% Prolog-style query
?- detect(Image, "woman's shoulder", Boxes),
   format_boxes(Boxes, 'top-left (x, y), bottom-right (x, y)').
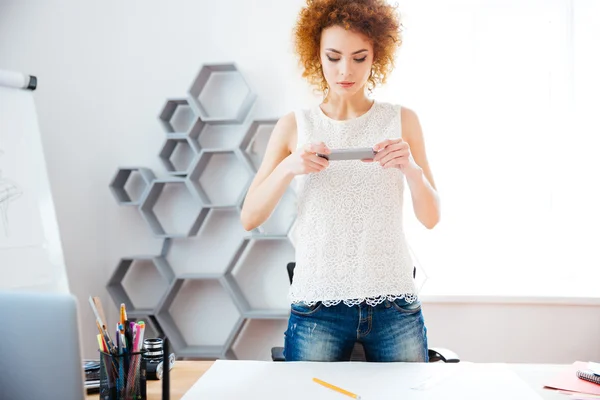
top-left (375, 100), bottom-right (403, 113)
top-left (275, 105), bottom-right (317, 123)
top-left (269, 112), bottom-right (298, 152)
top-left (281, 106), bottom-right (321, 132)
top-left (375, 101), bottom-right (419, 120)
top-left (277, 111), bottom-right (297, 126)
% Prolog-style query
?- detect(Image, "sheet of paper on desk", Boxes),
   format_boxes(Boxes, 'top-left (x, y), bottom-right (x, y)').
top-left (589, 362), bottom-right (600, 375)
top-left (181, 360), bottom-right (543, 400)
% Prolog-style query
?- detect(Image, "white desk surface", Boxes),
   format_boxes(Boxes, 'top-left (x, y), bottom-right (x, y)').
top-left (510, 364), bottom-right (581, 400)
top-left (180, 360), bottom-right (577, 400)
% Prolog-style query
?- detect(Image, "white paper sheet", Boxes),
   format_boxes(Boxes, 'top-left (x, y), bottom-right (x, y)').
top-left (588, 361), bottom-right (600, 376)
top-left (181, 360), bottom-right (543, 400)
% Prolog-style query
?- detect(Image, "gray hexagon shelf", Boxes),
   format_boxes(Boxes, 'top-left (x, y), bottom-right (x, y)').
top-left (159, 134), bottom-right (201, 176)
top-left (240, 119), bottom-right (277, 171)
top-left (139, 178), bottom-right (209, 238)
top-left (155, 275), bottom-right (244, 359)
top-left (163, 206), bottom-right (252, 276)
top-left (109, 167), bottom-right (156, 206)
top-left (109, 62), bottom-right (300, 362)
top-left (159, 98), bottom-right (206, 138)
top-left (186, 149), bottom-right (254, 207)
top-left (187, 64), bottom-right (256, 124)
top-left (106, 256), bottom-right (175, 315)
top-left (223, 235), bottom-right (294, 319)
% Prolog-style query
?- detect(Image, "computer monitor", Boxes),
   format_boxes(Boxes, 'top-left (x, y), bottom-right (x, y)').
top-left (0, 291), bottom-right (85, 399)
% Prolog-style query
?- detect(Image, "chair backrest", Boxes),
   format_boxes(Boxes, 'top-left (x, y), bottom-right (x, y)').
top-left (286, 262), bottom-right (296, 284)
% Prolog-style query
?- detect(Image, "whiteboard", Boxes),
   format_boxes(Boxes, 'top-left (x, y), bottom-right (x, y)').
top-left (0, 80), bottom-right (69, 293)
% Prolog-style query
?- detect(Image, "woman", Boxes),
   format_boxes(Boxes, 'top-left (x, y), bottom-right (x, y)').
top-left (241, 0), bottom-right (440, 362)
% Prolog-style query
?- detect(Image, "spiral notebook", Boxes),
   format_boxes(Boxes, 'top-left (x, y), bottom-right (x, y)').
top-left (577, 370), bottom-right (600, 386)
top-left (544, 361), bottom-right (600, 396)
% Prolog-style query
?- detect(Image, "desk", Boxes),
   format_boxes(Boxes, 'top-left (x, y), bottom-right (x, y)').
top-left (85, 361), bottom-right (572, 400)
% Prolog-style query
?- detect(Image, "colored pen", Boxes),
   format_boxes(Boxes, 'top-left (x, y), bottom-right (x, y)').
top-left (313, 377), bottom-right (361, 399)
top-left (118, 324), bottom-right (127, 352)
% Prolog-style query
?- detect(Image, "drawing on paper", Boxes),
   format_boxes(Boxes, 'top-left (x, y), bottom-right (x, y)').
top-left (0, 149), bottom-right (23, 237)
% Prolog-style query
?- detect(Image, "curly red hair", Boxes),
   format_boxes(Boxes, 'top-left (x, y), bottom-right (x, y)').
top-left (294, 0), bottom-right (402, 93)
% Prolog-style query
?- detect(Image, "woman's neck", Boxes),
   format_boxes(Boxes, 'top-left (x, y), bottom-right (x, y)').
top-left (320, 90), bottom-right (374, 121)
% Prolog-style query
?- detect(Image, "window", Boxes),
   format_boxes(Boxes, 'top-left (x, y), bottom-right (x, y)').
top-left (377, 0), bottom-right (600, 297)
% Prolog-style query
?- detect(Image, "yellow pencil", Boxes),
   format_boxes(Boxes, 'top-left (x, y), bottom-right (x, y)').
top-left (313, 377), bottom-right (361, 399)
top-left (120, 303), bottom-right (127, 329)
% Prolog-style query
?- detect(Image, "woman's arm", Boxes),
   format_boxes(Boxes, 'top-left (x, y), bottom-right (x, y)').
top-left (240, 112), bottom-right (297, 231)
top-left (401, 107), bottom-right (440, 229)
top-left (371, 107), bottom-right (440, 229)
top-left (240, 112), bottom-right (330, 231)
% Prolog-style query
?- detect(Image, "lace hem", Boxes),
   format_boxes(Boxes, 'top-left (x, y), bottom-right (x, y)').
top-left (291, 293), bottom-right (417, 307)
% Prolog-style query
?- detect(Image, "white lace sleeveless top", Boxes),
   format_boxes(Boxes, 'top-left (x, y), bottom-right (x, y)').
top-left (289, 101), bottom-right (418, 307)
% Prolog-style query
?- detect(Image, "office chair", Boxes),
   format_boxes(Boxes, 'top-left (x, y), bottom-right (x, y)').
top-left (271, 262), bottom-right (460, 363)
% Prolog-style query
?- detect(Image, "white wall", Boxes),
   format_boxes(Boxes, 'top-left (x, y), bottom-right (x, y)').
top-left (423, 302), bottom-right (600, 364)
top-left (0, 0), bottom-right (597, 363)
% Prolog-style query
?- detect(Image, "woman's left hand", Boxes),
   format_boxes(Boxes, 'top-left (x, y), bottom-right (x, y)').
top-left (369, 138), bottom-right (421, 176)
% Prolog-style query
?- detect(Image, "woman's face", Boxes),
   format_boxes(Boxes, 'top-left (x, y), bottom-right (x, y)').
top-left (320, 25), bottom-right (374, 98)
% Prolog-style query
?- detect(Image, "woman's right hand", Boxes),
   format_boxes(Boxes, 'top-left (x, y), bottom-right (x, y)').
top-left (282, 142), bottom-right (330, 176)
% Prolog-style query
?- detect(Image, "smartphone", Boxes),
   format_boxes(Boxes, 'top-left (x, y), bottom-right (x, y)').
top-left (317, 147), bottom-right (375, 161)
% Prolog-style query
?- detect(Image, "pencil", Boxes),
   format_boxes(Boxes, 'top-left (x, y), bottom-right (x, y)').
top-left (313, 377), bottom-right (361, 399)
top-left (120, 303), bottom-right (127, 328)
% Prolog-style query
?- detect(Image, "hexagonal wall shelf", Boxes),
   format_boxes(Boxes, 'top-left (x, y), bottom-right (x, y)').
top-left (159, 134), bottom-right (201, 176)
top-left (110, 63), bottom-right (299, 362)
top-left (139, 178), bottom-right (209, 238)
top-left (187, 64), bottom-right (256, 124)
top-left (224, 236), bottom-right (294, 318)
top-left (107, 256), bottom-right (175, 315)
top-left (239, 119), bottom-right (277, 171)
top-left (159, 98), bottom-right (205, 138)
top-left (186, 149), bottom-right (254, 207)
top-left (163, 206), bottom-right (251, 276)
top-left (155, 275), bottom-right (244, 359)
top-left (109, 167), bottom-right (156, 206)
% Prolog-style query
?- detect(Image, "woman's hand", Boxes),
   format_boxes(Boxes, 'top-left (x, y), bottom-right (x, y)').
top-left (370, 138), bottom-right (421, 177)
top-left (282, 142), bottom-right (330, 176)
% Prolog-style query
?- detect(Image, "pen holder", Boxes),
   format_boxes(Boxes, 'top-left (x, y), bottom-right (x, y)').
top-left (99, 350), bottom-right (147, 400)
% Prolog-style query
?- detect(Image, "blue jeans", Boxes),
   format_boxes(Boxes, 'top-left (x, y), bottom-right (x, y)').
top-left (283, 298), bottom-right (428, 362)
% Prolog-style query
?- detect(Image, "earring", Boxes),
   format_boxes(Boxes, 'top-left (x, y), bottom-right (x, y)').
top-left (323, 86), bottom-right (329, 100)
